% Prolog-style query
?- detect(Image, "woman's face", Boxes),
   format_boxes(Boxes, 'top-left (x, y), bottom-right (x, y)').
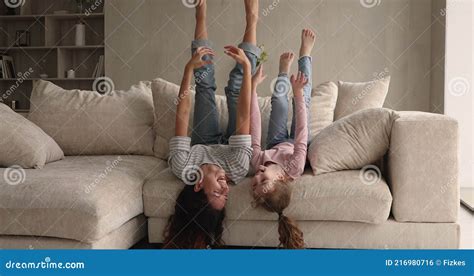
top-left (252, 165), bottom-right (279, 197)
top-left (195, 165), bottom-right (229, 210)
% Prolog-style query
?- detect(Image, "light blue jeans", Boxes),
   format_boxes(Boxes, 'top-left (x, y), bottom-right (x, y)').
top-left (266, 56), bottom-right (312, 149)
top-left (191, 40), bottom-right (261, 146)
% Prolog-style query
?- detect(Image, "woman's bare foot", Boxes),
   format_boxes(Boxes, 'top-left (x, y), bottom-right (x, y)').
top-left (245, 0), bottom-right (259, 23)
top-left (279, 52), bottom-right (295, 75)
top-left (299, 29), bottom-right (316, 57)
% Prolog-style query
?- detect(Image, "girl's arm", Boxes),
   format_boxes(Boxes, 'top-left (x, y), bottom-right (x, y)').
top-left (175, 47), bottom-right (215, 137)
top-left (289, 72), bottom-right (309, 177)
top-left (224, 45), bottom-right (252, 135)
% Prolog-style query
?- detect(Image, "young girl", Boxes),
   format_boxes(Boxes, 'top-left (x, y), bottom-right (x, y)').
top-left (250, 29), bottom-right (316, 249)
top-left (163, 0), bottom-right (261, 249)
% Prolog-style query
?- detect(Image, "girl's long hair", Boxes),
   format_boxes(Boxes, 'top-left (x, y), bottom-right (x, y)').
top-left (255, 180), bottom-right (305, 249)
top-left (163, 185), bottom-right (225, 249)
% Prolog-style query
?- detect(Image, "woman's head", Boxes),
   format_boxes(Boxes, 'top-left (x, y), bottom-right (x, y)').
top-left (253, 178), bottom-right (305, 249)
top-left (163, 185), bottom-right (225, 249)
top-left (196, 164), bottom-right (229, 210)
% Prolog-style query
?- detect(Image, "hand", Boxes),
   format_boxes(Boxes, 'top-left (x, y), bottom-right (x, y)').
top-left (290, 71), bottom-right (308, 97)
top-left (187, 47), bottom-right (215, 70)
top-left (224, 45), bottom-right (250, 67)
top-left (252, 65), bottom-right (267, 87)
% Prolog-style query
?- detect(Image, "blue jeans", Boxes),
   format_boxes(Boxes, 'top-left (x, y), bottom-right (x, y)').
top-left (266, 56), bottom-right (312, 149)
top-left (190, 40), bottom-right (261, 146)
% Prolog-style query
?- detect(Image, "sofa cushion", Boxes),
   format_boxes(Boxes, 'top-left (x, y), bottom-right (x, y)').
top-left (0, 156), bottom-right (167, 242)
top-left (334, 76), bottom-right (390, 120)
top-left (0, 103), bottom-right (64, 169)
top-left (151, 78), bottom-right (338, 160)
top-left (310, 81), bottom-right (338, 140)
top-left (28, 80), bottom-right (155, 156)
top-left (144, 168), bottom-right (392, 224)
top-left (308, 108), bottom-right (398, 175)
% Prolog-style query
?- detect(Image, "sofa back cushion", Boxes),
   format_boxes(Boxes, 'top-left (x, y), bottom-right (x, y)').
top-left (0, 103), bottom-right (64, 168)
top-left (29, 80), bottom-right (155, 156)
top-left (334, 76), bottom-right (390, 120)
top-left (308, 108), bottom-right (398, 175)
top-left (151, 78), bottom-right (338, 160)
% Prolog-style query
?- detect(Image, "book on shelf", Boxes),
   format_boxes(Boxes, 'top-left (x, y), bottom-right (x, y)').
top-left (92, 55), bottom-right (105, 78)
top-left (0, 55), bottom-right (16, 79)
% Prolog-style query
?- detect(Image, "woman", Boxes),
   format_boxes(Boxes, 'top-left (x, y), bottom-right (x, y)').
top-left (250, 29), bottom-right (316, 249)
top-left (163, 0), bottom-right (261, 249)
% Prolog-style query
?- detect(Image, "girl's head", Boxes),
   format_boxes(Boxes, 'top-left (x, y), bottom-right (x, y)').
top-left (163, 185), bottom-right (225, 249)
top-left (252, 167), bottom-right (305, 249)
top-left (252, 164), bottom-right (286, 197)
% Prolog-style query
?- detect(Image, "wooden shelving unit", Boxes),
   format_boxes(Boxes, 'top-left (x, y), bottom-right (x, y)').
top-left (0, 1), bottom-right (105, 110)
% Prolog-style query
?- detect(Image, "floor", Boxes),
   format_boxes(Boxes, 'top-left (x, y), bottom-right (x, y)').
top-left (133, 204), bottom-right (474, 249)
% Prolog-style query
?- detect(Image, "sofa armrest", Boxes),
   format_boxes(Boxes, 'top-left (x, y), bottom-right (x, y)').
top-left (388, 111), bottom-right (459, 223)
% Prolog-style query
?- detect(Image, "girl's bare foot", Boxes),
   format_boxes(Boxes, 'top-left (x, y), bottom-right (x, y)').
top-left (196, 0), bottom-right (206, 20)
top-left (300, 29), bottom-right (316, 57)
top-left (279, 52), bottom-right (295, 75)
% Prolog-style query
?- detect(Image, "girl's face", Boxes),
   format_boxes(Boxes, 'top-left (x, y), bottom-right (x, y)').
top-left (252, 165), bottom-right (283, 197)
top-left (195, 164), bottom-right (229, 210)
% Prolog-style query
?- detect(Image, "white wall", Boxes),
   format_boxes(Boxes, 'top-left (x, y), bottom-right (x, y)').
top-left (445, 0), bottom-right (473, 188)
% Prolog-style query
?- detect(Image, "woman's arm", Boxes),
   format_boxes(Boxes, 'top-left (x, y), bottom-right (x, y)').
top-left (250, 66), bottom-right (266, 156)
top-left (175, 47), bottom-right (215, 137)
top-left (224, 45), bottom-right (252, 135)
top-left (174, 65), bottom-right (194, 137)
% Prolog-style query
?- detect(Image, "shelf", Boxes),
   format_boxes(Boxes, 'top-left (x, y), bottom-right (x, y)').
top-left (0, 78), bottom-right (97, 81)
top-left (0, 13), bottom-right (104, 21)
top-left (0, 45), bottom-right (104, 51)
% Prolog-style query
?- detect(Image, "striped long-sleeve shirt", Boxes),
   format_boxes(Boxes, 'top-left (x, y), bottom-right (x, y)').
top-left (168, 135), bottom-right (252, 185)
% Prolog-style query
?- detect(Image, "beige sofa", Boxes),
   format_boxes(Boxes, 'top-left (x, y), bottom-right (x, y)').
top-left (0, 80), bottom-right (460, 249)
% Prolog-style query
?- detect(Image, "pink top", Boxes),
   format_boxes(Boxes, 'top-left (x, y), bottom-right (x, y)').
top-left (250, 91), bottom-right (308, 180)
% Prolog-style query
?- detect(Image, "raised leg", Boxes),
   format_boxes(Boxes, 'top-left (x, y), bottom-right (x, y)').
top-left (266, 52), bottom-right (295, 149)
top-left (191, 0), bottom-right (221, 146)
top-left (290, 29), bottom-right (315, 141)
top-left (224, 0), bottom-right (262, 143)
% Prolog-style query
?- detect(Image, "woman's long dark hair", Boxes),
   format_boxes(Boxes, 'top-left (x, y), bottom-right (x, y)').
top-left (163, 185), bottom-right (225, 249)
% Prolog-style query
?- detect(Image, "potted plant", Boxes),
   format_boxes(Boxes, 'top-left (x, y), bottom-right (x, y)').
top-left (72, 0), bottom-right (94, 14)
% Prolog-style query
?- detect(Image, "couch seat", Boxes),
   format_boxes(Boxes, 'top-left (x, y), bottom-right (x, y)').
top-left (144, 168), bottom-right (393, 224)
top-left (0, 156), bottom-right (167, 242)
